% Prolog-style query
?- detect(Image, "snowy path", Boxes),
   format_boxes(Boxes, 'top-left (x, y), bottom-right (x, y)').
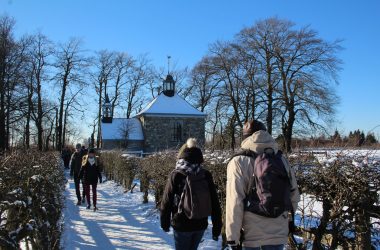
top-left (62, 170), bottom-right (221, 250)
top-left (62, 173), bottom-right (174, 250)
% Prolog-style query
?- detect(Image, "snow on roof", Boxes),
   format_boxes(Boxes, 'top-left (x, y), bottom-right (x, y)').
top-left (137, 93), bottom-right (206, 117)
top-left (101, 118), bottom-right (144, 140)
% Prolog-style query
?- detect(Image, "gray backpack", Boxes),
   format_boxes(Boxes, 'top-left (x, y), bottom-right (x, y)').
top-left (233, 148), bottom-right (292, 218)
top-left (177, 169), bottom-right (212, 219)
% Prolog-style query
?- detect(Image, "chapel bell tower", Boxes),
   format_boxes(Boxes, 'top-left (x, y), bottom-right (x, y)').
top-left (102, 94), bottom-right (113, 123)
top-left (162, 74), bottom-right (175, 97)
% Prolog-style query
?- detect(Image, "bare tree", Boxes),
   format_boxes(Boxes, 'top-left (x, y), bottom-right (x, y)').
top-left (0, 16), bottom-right (17, 151)
top-left (26, 32), bottom-right (54, 150)
top-left (187, 56), bottom-right (222, 112)
top-left (192, 17), bottom-right (342, 152)
top-left (237, 18), bottom-right (286, 134)
top-left (53, 38), bottom-right (89, 151)
top-left (124, 55), bottom-right (154, 118)
top-left (273, 19), bottom-right (342, 152)
top-left (92, 50), bottom-right (115, 148)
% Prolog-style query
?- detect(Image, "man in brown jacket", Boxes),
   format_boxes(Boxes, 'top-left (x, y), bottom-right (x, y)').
top-left (226, 120), bottom-right (300, 250)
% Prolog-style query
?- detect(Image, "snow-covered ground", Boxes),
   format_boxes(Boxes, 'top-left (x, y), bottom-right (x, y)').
top-left (62, 171), bottom-right (221, 250)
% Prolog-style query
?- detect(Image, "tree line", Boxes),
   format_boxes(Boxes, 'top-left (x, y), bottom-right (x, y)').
top-left (186, 17), bottom-right (343, 152)
top-left (0, 14), bottom-right (186, 153)
top-left (0, 15), bottom-right (344, 153)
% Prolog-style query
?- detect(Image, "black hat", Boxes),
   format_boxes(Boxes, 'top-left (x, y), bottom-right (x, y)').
top-left (178, 138), bottom-right (204, 164)
top-left (242, 120), bottom-right (267, 139)
top-left (88, 148), bottom-right (95, 154)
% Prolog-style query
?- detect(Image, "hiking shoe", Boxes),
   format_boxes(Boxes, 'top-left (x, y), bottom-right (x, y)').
top-left (86, 204), bottom-right (91, 209)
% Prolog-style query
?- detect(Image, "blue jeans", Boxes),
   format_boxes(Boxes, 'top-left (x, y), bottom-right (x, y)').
top-left (174, 230), bottom-right (205, 250)
top-left (243, 245), bottom-right (284, 250)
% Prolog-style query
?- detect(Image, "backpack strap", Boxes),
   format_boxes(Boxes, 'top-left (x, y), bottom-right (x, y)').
top-left (279, 152), bottom-right (295, 191)
top-left (230, 149), bottom-right (258, 198)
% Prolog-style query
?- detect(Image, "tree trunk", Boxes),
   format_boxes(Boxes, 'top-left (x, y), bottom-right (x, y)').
top-left (25, 80), bottom-right (34, 149)
top-left (57, 81), bottom-right (67, 151)
top-left (45, 118), bottom-right (54, 151)
top-left (282, 111), bottom-right (295, 154)
top-left (36, 74), bottom-right (43, 151)
top-left (62, 109), bottom-right (67, 148)
top-left (96, 82), bottom-right (103, 149)
top-left (266, 55), bottom-right (273, 135)
top-left (312, 199), bottom-right (332, 250)
top-left (6, 86), bottom-right (10, 149)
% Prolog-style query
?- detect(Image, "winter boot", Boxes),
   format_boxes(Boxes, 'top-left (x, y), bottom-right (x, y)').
top-left (93, 206), bottom-right (98, 212)
top-left (86, 204), bottom-right (91, 209)
top-left (76, 200), bottom-right (81, 206)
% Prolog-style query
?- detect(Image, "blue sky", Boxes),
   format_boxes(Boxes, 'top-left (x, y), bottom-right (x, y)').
top-left (1, 0), bottom-right (380, 137)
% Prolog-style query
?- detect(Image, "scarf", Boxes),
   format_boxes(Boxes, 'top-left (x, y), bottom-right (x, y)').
top-left (175, 159), bottom-right (201, 175)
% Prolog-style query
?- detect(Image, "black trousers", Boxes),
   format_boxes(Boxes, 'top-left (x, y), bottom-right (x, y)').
top-left (74, 176), bottom-right (82, 202)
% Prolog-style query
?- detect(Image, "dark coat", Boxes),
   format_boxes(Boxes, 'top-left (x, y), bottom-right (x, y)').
top-left (79, 159), bottom-right (102, 185)
top-left (70, 151), bottom-right (83, 178)
top-left (160, 168), bottom-right (222, 237)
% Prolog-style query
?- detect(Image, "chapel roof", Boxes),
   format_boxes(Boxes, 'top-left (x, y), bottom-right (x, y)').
top-left (137, 93), bottom-right (206, 117)
top-left (101, 118), bottom-right (144, 140)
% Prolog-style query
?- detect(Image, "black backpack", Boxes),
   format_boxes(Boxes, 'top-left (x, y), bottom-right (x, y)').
top-left (233, 148), bottom-right (292, 218)
top-left (176, 169), bottom-right (212, 219)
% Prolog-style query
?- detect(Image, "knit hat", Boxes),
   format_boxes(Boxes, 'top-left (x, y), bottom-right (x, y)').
top-left (242, 120), bottom-right (267, 140)
top-left (88, 148), bottom-right (95, 154)
top-left (75, 143), bottom-right (82, 149)
top-left (177, 138), bottom-right (204, 164)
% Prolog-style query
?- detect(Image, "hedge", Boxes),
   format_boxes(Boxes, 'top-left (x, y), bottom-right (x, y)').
top-left (0, 150), bottom-right (65, 249)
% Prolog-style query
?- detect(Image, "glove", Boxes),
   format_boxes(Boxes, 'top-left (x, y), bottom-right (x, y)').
top-left (212, 235), bottom-right (218, 241)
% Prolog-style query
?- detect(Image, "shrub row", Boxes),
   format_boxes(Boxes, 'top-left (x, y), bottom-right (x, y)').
top-left (289, 152), bottom-right (380, 249)
top-left (0, 150), bottom-right (65, 250)
top-left (100, 150), bottom-right (380, 248)
top-left (101, 151), bottom-right (138, 191)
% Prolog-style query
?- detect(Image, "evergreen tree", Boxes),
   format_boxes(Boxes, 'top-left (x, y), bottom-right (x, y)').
top-left (365, 132), bottom-right (378, 144)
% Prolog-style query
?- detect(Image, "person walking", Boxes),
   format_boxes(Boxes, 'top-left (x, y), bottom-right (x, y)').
top-left (160, 138), bottom-right (222, 250)
top-left (226, 120), bottom-right (300, 250)
top-left (62, 146), bottom-right (72, 169)
top-left (79, 148), bottom-right (102, 211)
top-left (70, 143), bottom-right (85, 205)
top-left (80, 146), bottom-right (88, 203)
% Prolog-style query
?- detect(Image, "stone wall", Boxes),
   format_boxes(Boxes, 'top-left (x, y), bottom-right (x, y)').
top-left (140, 116), bottom-right (205, 152)
top-left (102, 139), bottom-right (143, 151)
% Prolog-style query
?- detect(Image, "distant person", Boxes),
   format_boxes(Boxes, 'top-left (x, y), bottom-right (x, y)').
top-left (225, 120), bottom-right (300, 250)
top-left (81, 145), bottom-right (88, 155)
top-left (160, 138), bottom-right (222, 250)
top-left (61, 146), bottom-right (72, 169)
top-left (80, 145), bottom-right (88, 202)
top-left (70, 143), bottom-right (85, 205)
top-left (79, 148), bottom-right (102, 211)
